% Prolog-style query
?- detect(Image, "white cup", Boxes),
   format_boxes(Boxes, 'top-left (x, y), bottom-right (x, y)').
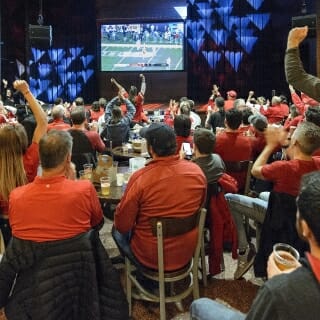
top-left (116, 173), bottom-right (124, 186)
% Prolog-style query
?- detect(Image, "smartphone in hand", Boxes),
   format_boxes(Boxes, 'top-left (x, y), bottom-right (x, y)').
top-left (182, 142), bottom-right (192, 158)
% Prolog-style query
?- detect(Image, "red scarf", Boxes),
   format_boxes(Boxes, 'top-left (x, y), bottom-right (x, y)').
top-left (306, 252), bottom-right (320, 282)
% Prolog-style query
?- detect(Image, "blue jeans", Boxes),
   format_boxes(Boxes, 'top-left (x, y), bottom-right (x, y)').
top-left (111, 226), bottom-right (141, 267)
top-left (224, 193), bottom-right (267, 251)
top-left (190, 298), bottom-right (246, 320)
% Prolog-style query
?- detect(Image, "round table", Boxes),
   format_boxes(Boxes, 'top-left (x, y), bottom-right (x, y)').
top-left (111, 146), bottom-right (150, 159)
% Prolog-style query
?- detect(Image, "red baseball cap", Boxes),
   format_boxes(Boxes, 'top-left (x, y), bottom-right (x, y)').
top-left (227, 90), bottom-right (237, 99)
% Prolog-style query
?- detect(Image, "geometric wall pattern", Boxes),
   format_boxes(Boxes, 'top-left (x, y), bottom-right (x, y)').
top-left (187, 0), bottom-right (270, 72)
top-left (186, 0), bottom-right (271, 100)
top-left (29, 46), bottom-right (95, 102)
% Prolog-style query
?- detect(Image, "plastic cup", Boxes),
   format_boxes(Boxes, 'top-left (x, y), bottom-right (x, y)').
top-left (116, 173), bottom-right (124, 186)
top-left (123, 171), bottom-right (132, 184)
top-left (100, 177), bottom-right (110, 196)
top-left (273, 243), bottom-right (300, 271)
top-left (79, 170), bottom-right (89, 180)
top-left (83, 163), bottom-right (93, 180)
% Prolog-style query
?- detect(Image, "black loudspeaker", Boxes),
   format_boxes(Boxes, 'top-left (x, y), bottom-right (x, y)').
top-left (29, 24), bottom-right (53, 47)
top-left (292, 14), bottom-right (317, 37)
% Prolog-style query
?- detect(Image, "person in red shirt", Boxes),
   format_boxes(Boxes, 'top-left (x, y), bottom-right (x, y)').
top-left (112, 123), bottom-right (206, 271)
top-left (214, 108), bottom-right (254, 192)
top-left (9, 130), bottom-right (103, 242)
top-left (252, 122), bottom-right (320, 196)
top-left (0, 80), bottom-right (47, 245)
top-left (224, 90), bottom-right (237, 111)
top-left (47, 105), bottom-right (71, 132)
top-left (260, 96), bottom-right (285, 124)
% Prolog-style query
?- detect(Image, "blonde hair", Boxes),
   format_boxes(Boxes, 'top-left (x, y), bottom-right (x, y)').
top-left (0, 124), bottom-right (28, 201)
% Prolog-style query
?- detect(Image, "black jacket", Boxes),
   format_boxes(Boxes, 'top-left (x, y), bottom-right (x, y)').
top-left (0, 230), bottom-right (129, 320)
top-left (254, 191), bottom-right (308, 277)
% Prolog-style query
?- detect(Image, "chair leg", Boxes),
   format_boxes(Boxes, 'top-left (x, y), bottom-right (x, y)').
top-left (125, 258), bottom-right (132, 316)
top-left (159, 279), bottom-right (166, 320)
top-left (200, 235), bottom-right (208, 287)
top-left (193, 262), bottom-right (200, 300)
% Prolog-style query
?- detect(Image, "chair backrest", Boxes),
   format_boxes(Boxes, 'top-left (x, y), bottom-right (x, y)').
top-left (150, 208), bottom-right (207, 275)
top-left (224, 160), bottom-right (253, 195)
top-left (100, 122), bottom-right (130, 148)
top-left (68, 129), bottom-right (97, 176)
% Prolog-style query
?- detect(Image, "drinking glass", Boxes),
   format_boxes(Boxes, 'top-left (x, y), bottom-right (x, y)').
top-left (100, 177), bottom-right (111, 196)
top-left (273, 243), bottom-right (300, 271)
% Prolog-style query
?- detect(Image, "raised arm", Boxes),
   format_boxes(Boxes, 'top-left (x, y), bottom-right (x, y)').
top-left (13, 80), bottom-right (47, 143)
top-left (139, 74), bottom-right (146, 95)
top-left (120, 91), bottom-right (135, 122)
top-left (111, 77), bottom-right (126, 93)
top-left (104, 96), bottom-right (119, 121)
top-left (285, 26), bottom-right (320, 102)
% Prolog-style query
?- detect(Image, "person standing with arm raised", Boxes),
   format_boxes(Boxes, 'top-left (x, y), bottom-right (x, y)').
top-left (0, 80), bottom-right (47, 245)
top-left (285, 26), bottom-right (320, 102)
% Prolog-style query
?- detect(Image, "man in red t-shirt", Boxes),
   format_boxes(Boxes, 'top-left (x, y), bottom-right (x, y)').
top-left (252, 121), bottom-right (320, 196)
top-left (214, 108), bottom-right (254, 191)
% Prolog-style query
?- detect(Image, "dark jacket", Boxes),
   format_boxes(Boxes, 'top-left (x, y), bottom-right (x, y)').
top-left (0, 230), bottom-right (129, 320)
top-left (254, 191), bottom-right (308, 277)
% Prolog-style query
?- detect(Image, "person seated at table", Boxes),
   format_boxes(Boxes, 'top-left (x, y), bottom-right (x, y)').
top-left (100, 91), bottom-right (135, 148)
top-left (112, 123), bottom-right (206, 273)
top-left (173, 114), bottom-right (193, 154)
top-left (47, 104), bottom-right (71, 132)
top-left (1, 130), bottom-right (127, 319)
top-left (70, 106), bottom-right (105, 153)
top-left (9, 129), bottom-right (104, 241)
top-left (190, 170), bottom-right (320, 320)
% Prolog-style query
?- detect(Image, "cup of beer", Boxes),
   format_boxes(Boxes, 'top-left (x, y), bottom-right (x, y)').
top-left (83, 163), bottom-right (93, 180)
top-left (100, 176), bottom-right (110, 196)
top-left (273, 243), bottom-right (300, 271)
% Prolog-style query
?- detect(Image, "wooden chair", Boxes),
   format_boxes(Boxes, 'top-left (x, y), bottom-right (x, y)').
top-left (125, 208), bottom-right (207, 320)
top-left (224, 160), bottom-right (253, 195)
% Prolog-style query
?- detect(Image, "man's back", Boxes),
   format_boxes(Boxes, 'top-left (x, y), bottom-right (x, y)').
top-left (114, 155), bottom-right (206, 271)
top-left (261, 157), bottom-right (320, 196)
top-left (9, 176), bottom-right (103, 241)
top-left (215, 131), bottom-right (253, 190)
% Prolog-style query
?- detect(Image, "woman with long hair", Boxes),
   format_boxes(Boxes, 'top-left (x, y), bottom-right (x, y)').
top-left (0, 80), bottom-right (47, 245)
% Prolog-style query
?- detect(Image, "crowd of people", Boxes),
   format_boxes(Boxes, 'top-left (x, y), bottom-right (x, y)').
top-left (0, 26), bottom-right (319, 319)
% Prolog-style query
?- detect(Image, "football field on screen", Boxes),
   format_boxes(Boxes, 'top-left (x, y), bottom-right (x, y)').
top-left (101, 43), bottom-right (183, 71)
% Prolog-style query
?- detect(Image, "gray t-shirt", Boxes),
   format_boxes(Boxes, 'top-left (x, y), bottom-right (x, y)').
top-left (193, 154), bottom-right (226, 184)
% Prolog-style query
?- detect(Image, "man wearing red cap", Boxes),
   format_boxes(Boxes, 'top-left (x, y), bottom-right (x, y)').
top-left (224, 90), bottom-right (237, 111)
